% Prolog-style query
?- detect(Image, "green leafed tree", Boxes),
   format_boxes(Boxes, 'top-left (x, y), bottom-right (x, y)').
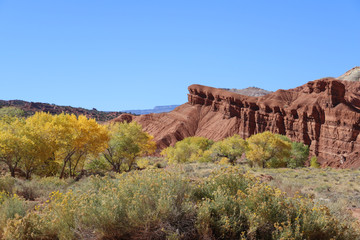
top-left (276, 135), bottom-right (309, 168)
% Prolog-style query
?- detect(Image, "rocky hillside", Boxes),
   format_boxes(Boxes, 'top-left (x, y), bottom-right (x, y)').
top-left (0, 100), bottom-right (123, 122)
top-left (222, 87), bottom-right (272, 97)
top-left (113, 70), bottom-right (360, 168)
top-left (338, 66), bottom-right (360, 82)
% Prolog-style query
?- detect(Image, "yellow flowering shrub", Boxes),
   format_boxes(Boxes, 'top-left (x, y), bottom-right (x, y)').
top-left (3, 168), bottom-right (359, 239)
top-left (4, 170), bottom-right (196, 239)
top-left (195, 168), bottom-right (359, 239)
top-left (0, 192), bottom-right (26, 238)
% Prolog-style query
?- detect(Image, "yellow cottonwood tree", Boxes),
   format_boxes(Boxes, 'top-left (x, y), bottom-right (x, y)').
top-left (246, 131), bottom-right (291, 168)
top-left (21, 112), bottom-right (59, 179)
top-left (207, 134), bottom-right (247, 165)
top-left (0, 118), bottom-right (27, 177)
top-left (103, 122), bottom-right (156, 172)
top-left (0, 112), bottom-right (109, 179)
top-left (161, 136), bottom-right (213, 163)
top-left (54, 114), bottom-right (109, 178)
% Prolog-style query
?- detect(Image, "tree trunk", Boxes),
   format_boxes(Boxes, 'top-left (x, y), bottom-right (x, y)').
top-left (59, 160), bottom-right (67, 179)
top-left (59, 151), bottom-right (75, 179)
top-left (25, 170), bottom-right (31, 180)
top-left (114, 163), bottom-right (121, 173)
top-left (72, 153), bottom-right (84, 178)
top-left (69, 159), bottom-right (72, 178)
top-left (9, 165), bottom-right (15, 178)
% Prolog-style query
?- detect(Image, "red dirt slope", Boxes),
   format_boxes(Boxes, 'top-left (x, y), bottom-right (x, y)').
top-left (113, 78), bottom-right (360, 168)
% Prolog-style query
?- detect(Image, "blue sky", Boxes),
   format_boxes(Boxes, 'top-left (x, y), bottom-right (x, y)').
top-left (0, 1), bottom-right (359, 111)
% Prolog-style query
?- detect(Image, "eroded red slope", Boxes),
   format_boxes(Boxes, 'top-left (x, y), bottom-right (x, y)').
top-left (114, 78), bottom-right (360, 168)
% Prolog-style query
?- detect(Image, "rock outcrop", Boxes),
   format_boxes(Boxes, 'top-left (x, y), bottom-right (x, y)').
top-left (338, 66), bottom-right (360, 82)
top-left (113, 77), bottom-right (360, 168)
top-left (222, 87), bottom-right (272, 97)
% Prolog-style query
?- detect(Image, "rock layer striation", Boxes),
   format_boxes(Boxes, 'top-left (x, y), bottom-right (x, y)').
top-left (114, 78), bottom-right (360, 168)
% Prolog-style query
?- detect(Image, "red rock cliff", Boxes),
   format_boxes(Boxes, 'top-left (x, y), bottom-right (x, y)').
top-left (114, 78), bottom-right (360, 168)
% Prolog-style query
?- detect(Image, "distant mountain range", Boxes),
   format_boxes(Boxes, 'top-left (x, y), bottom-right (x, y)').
top-left (122, 105), bottom-right (181, 115)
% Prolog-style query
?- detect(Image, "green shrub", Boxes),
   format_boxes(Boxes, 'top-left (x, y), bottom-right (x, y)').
top-left (84, 155), bottom-right (111, 173)
top-left (266, 157), bottom-right (288, 168)
top-left (310, 156), bottom-right (320, 168)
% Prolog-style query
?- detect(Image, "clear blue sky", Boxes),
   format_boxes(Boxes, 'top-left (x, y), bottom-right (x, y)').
top-left (0, 1), bottom-right (359, 111)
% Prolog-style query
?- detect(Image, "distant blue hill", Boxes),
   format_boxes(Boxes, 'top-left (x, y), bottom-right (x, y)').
top-left (122, 105), bottom-right (180, 115)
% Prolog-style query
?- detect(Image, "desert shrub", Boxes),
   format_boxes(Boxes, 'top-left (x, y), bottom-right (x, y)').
top-left (195, 168), bottom-right (358, 240)
top-left (162, 136), bottom-right (214, 163)
top-left (0, 192), bottom-right (26, 238)
top-left (136, 157), bottom-right (150, 169)
top-left (3, 168), bottom-right (358, 239)
top-left (310, 156), bottom-right (320, 168)
top-left (266, 156), bottom-right (288, 168)
top-left (0, 176), bottom-right (16, 194)
top-left (84, 155), bottom-right (111, 173)
top-left (4, 170), bottom-right (197, 239)
top-left (218, 157), bottom-right (230, 165)
top-left (14, 177), bottom-right (69, 201)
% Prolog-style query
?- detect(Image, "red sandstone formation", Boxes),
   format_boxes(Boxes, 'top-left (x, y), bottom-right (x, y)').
top-left (112, 77), bottom-right (360, 168)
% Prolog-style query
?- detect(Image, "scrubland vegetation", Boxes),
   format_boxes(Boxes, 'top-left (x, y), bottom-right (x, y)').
top-left (1, 168), bottom-right (359, 239)
top-left (0, 107), bottom-right (359, 239)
